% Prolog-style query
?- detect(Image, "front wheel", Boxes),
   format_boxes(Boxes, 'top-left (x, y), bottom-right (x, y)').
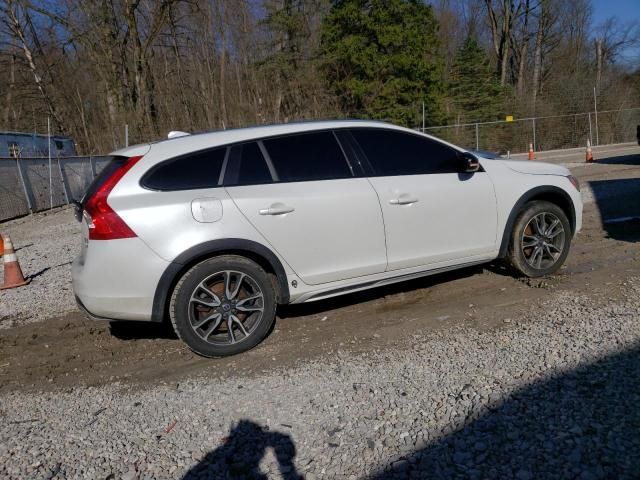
top-left (507, 200), bottom-right (572, 278)
top-left (170, 255), bottom-right (277, 357)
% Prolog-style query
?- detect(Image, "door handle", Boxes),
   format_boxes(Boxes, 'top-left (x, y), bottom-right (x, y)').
top-left (259, 204), bottom-right (295, 215)
top-left (389, 195), bottom-right (419, 205)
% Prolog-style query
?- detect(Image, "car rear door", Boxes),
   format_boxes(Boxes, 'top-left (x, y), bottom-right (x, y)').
top-left (348, 128), bottom-right (498, 271)
top-left (224, 131), bottom-right (387, 285)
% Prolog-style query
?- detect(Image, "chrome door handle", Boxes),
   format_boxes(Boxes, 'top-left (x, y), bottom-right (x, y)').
top-left (389, 195), bottom-right (419, 205)
top-left (259, 204), bottom-right (295, 215)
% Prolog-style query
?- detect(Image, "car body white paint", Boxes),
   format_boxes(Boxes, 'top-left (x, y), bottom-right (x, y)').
top-left (72, 120), bottom-right (583, 320)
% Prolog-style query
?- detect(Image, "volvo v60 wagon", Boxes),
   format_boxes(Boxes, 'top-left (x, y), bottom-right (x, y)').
top-left (72, 121), bottom-right (582, 357)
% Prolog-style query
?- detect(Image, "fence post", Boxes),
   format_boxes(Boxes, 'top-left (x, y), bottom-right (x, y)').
top-left (475, 123), bottom-right (479, 151)
top-left (532, 118), bottom-right (537, 152)
top-left (588, 112), bottom-right (593, 144)
top-left (57, 157), bottom-right (71, 204)
top-left (15, 158), bottom-right (34, 213)
top-left (593, 87), bottom-right (599, 146)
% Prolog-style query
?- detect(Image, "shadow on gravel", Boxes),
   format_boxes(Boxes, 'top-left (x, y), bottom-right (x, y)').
top-left (589, 177), bottom-right (640, 243)
top-left (372, 345), bottom-right (640, 479)
top-left (278, 265), bottom-right (482, 318)
top-left (183, 420), bottom-right (303, 480)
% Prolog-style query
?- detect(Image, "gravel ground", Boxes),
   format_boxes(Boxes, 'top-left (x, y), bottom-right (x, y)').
top-left (0, 207), bottom-right (78, 327)
top-left (1, 279), bottom-right (639, 479)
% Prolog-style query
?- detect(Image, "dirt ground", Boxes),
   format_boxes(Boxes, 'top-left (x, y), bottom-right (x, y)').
top-left (1, 150), bottom-right (639, 393)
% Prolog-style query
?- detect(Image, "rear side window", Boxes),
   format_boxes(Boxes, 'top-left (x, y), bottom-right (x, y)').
top-left (262, 131), bottom-right (352, 182)
top-left (225, 142), bottom-right (273, 186)
top-left (142, 148), bottom-right (226, 191)
top-left (350, 129), bottom-right (460, 176)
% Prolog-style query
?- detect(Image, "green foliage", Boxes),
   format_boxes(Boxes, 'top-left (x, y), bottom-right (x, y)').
top-left (261, 0), bottom-right (308, 70)
top-left (320, 0), bottom-right (445, 127)
top-left (448, 38), bottom-right (507, 122)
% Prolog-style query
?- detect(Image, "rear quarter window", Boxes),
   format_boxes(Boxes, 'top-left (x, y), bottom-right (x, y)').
top-left (225, 142), bottom-right (273, 186)
top-left (142, 148), bottom-right (227, 191)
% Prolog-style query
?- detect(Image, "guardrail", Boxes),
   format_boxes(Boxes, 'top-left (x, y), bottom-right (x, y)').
top-left (0, 156), bottom-right (111, 222)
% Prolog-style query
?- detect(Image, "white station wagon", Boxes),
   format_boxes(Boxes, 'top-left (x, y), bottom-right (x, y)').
top-left (72, 121), bottom-right (582, 356)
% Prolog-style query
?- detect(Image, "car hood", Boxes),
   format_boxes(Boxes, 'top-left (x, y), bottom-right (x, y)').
top-left (488, 159), bottom-right (571, 177)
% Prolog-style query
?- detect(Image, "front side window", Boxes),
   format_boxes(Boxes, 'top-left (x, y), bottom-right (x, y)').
top-left (350, 129), bottom-right (460, 176)
top-left (142, 147), bottom-right (226, 191)
top-left (262, 131), bottom-right (352, 183)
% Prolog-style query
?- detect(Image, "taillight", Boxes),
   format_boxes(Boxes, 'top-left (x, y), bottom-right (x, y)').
top-left (84, 155), bottom-right (143, 240)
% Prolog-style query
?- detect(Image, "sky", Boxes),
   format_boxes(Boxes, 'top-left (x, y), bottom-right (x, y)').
top-left (590, 0), bottom-right (640, 62)
top-left (591, 0), bottom-right (640, 24)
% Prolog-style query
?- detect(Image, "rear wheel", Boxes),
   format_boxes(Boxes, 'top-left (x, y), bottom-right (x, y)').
top-left (507, 200), bottom-right (571, 278)
top-left (170, 255), bottom-right (276, 357)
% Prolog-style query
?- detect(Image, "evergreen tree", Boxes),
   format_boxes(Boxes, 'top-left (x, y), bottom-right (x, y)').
top-left (320, 0), bottom-right (445, 127)
top-left (448, 38), bottom-right (506, 122)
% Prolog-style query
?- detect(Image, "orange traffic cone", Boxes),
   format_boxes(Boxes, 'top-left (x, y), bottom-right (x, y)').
top-left (0, 235), bottom-right (4, 257)
top-left (585, 139), bottom-right (594, 163)
top-left (528, 143), bottom-right (535, 161)
top-left (0, 235), bottom-right (30, 290)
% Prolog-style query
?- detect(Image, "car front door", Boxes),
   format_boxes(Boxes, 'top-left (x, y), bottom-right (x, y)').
top-left (224, 131), bottom-right (387, 285)
top-left (348, 128), bottom-right (498, 271)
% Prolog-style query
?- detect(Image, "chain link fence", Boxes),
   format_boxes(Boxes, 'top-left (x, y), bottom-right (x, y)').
top-left (421, 107), bottom-right (640, 154)
top-left (0, 156), bottom-right (111, 222)
top-left (2, 107), bottom-right (639, 222)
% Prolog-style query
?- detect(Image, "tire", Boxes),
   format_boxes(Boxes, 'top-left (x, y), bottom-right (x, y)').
top-left (170, 255), bottom-right (277, 357)
top-left (507, 200), bottom-right (572, 278)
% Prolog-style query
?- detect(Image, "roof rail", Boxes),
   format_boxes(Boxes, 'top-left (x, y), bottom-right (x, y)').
top-left (167, 131), bottom-right (191, 139)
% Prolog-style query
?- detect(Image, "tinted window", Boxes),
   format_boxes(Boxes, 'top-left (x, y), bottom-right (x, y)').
top-left (226, 142), bottom-right (273, 186)
top-left (143, 148), bottom-right (226, 191)
top-left (262, 131), bottom-right (352, 182)
top-left (350, 129), bottom-right (460, 176)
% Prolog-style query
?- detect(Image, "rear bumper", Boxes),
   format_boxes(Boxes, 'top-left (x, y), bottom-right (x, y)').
top-left (75, 295), bottom-right (116, 321)
top-left (72, 237), bottom-right (170, 321)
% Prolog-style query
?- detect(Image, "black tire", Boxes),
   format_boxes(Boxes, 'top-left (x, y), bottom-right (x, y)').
top-left (507, 200), bottom-right (572, 278)
top-left (170, 255), bottom-right (277, 357)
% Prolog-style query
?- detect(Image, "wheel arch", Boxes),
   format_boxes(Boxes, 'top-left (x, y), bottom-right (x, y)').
top-left (151, 239), bottom-right (290, 323)
top-left (498, 186), bottom-right (576, 258)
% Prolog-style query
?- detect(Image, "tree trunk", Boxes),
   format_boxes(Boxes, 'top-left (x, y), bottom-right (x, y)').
top-left (515, 0), bottom-right (530, 97)
top-left (532, 12), bottom-right (544, 111)
top-left (3, 41), bottom-right (16, 127)
top-left (595, 38), bottom-right (603, 93)
top-left (7, 0), bottom-right (69, 134)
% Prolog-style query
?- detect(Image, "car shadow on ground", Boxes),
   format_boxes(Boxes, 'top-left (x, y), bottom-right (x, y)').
top-left (182, 420), bottom-right (303, 479)
top-left (278, 265), bottom-right (484, 318)
top-left (183, 345), bottom-right (640, 479)
top-left (109, 320), bottom-right (178, 340)
top-left (593, 153), bottom-right (639, 166)
top-left (106, 266), bottom-right (484, 341)
top-left (588, 177), bottom-right (640, 243)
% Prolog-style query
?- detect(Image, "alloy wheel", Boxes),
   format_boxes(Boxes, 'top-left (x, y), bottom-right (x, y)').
top-left (521, 212), bottom-right (565, 270)
top-left (188, 270), bottom-right (265, 345)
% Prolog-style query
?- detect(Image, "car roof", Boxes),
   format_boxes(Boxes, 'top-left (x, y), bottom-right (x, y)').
top-left (158, 120), bottom-right (403, 144)
top-left (111, 120), bottom-right (465, 158)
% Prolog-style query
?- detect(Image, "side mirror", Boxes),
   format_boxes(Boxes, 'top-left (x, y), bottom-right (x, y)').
top-left (460, 152), bottom-right (480, 173)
